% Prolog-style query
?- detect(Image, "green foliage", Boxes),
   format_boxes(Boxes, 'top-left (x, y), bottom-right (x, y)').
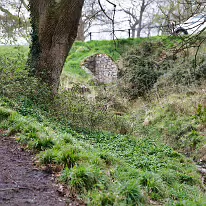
top-left (0, 48), bottom-right (32, 97)
top-left (27, 136), bottom-right (54, 150)
top-left (0, 107), bottom-right (13, 122)
top-left (195, 104), bottom-right (206, 123)
top-left (120, 42), bottom-right (162, 98)
top-left (0, 47), bottom-right (51, 108)
top-left (56, 145), bottom-right (81, 168)
top-left (0, 102), bottom-right (205, 205)
top-left (157, 59), bottom-right (206, 88)
top-left (119, 180), bottom-right (145, 205)
top-left (119, 37), bottom-right (206, 99)
top-left (167, 197), bottom-right (206, 206)
top-left (39, 148), bottom-right (58, 164)
top-left (68, 165), bottom-right (102, 192)
top-left (140, 172), bottom-right (166, 200)
top-left (87, 190), bottom-right (116, 206)
top-left (47, 87), bottom-right (131, 133)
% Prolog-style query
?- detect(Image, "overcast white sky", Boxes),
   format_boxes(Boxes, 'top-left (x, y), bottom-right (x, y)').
top-left (0, 0), bottom-right (160, 44)
top-left (87, 0), bottom-right (160, 40)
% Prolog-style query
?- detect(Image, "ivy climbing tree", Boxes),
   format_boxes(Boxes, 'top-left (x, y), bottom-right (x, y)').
top-left (29, 0), bottom-right (85, 94)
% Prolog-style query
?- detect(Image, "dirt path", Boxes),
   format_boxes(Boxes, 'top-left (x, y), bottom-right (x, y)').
top-left (0, 132), bottom-right (81, 206)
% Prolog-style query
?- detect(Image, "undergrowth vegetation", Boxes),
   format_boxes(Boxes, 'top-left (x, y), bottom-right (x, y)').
top-left (119, 37), bottom-right (206, 99)
top-left (0, 36), bottom-right (206, 205)
top-left (0, 105), bottom-right (205, 205)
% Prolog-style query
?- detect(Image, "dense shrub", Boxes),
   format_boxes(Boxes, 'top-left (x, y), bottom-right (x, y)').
top-left (154, 59), bottom-right (206, 97)
top-left (119, 42), bottom-right (162, 98)
top-left (0, 48), bottom-right (51, 107)
top-left (49, 88), bottom-right (131, 133)
top-left (0, 51), bottom-right (33, 97)
top-left (163, 60), bottom-right (206, 86)
top-left (120, 40), bottom-right (206, 99)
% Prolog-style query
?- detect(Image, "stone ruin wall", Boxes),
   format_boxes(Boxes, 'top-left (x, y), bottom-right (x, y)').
top-left (82, 54), bottom-right (118, 84)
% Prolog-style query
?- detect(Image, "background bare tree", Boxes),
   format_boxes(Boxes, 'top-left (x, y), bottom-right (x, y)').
top-left (77, 0), bottom-right (115, 41)
top-left (0, 0), bottom-right (30, 44)
top-left (119, 0), bottom-right (155, 38)
top-left (76, 0), bottom-right (102, 41)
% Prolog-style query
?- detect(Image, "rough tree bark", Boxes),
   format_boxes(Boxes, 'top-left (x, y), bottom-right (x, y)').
top-left (29, 0), bottom-right (84, 94)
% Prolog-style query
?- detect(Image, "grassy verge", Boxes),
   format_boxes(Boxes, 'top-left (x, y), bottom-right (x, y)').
top-left (0, 99), bottom-right (205, 205)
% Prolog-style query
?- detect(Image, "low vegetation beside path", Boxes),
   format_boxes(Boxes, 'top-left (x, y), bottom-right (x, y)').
top-left (0, 99), bottom-right (205, 205)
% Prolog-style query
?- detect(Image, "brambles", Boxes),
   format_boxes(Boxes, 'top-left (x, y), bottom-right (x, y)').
top-left (119, 38), bottom-right (206, 99)
top-left (120, 43), bottom-right (161, 98)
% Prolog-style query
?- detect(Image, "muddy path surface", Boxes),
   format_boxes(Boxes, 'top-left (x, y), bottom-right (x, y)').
top-left (0, 132), bottom-right (82, 206)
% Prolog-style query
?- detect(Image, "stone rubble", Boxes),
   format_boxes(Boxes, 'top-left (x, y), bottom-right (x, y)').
top-left (82, 54), bottom-right (118, 84)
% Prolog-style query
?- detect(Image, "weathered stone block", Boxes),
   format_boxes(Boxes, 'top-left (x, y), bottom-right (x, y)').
top-left (82, 54), bottom-right (118, 84)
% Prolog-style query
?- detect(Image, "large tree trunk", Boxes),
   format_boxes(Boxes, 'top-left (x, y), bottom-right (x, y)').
top-left (29, 0), bottom-right (84, 94)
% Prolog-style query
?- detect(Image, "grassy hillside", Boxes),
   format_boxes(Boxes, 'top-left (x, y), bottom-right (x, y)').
top-left (63, 36), bottom-right (181, 81)
top-left (0, 36), bottom-right (181, 86)
top-left (0, 36), bottom-right (181, 82)
top-left (0, 36), bottom-right (205, 205)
